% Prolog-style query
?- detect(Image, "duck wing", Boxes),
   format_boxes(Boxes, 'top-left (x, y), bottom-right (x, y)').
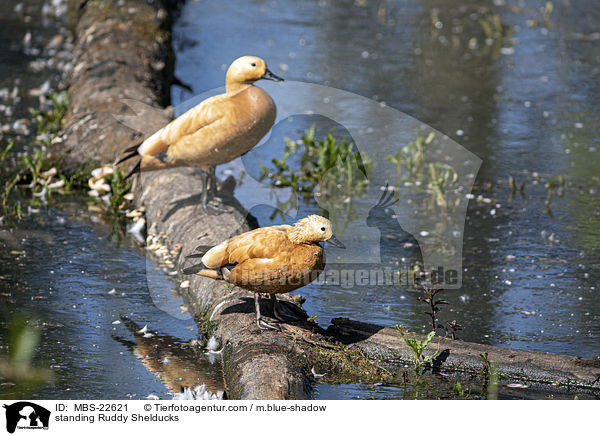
top-left (137, 93), bottom-right (228, 157)
top-left (202, 225), bottom-right (292, 268)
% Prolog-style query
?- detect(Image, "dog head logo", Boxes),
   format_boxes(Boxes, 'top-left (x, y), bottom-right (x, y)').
top-left (3, 402), bottom-right (50, 433)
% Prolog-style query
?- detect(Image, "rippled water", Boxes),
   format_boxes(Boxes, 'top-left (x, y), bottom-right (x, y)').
top-left (172, 0), bottom-right (600, 365)
top-left (0, 200), bottom-right (222, 399)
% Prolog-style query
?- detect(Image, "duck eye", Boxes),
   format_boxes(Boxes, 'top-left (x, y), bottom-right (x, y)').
top-left (320, 227), bottom-right (326, 232)
top-left (251, 63), bottom-right (257, 67)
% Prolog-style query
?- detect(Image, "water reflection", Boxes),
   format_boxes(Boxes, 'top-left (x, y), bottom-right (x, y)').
top-left (114, 317), bottom-right (224, 399)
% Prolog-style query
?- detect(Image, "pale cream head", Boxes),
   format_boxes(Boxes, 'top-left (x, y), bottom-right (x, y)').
top-left (226, 56), bottom-right (268, 85)
top-left (287, 215), bottom-right (344, 248)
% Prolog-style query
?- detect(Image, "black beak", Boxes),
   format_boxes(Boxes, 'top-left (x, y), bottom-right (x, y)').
top-left (261, 68), bottom-right (284, 82)
top-left (327, 234), bottom-right (345, 249)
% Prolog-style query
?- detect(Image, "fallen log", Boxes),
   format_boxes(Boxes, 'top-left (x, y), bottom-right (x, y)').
top-left (58, 0), bottom-right (600, 400)
top-left (328, 318), bottom-right (600, 393)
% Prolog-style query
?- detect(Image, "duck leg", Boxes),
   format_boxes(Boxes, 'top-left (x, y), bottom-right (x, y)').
top-left (254, 293), bottom-right (281, 330)
top-left (200, 170), bottom-right (230, 215)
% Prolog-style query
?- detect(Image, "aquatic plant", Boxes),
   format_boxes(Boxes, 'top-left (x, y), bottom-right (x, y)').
top-left (479, 351), bottom-right (499, 399)
top-left (0, 91), bottom-right (131, 223)
top-left (542, 1), bottom-right (554, 27)
top-left (106, 168), bottom-right (133, 216)
top-left (446, 319), bottom-right (462, 340)
top-left (260, 125), bottom-right (372, 197)
top-left (429, 5), bottom-right (514, 56)
top-left (0, 92), bottom-right (79, 222)
top-left (543, 175), bottom-right (566, 215)
top-left (394, 327), bottom-right (439, 375)
top-left (418, 287), bottom-right (448, 332)
top-left (478, 11), bottom-right (512, 42)
top-left (508, 176), bottom-right (516, 198)
top-left (386, 133), bottom-right (459, 217)
top-left (29, 92), bottom-right (70, 146)
top-left (386, 132), bottom-right (434, 180)
top-left (0, 140), bottom-right (14, 162)
top-left (427, 162), bottom-right (459, 215)
top-left (0, 174), bottom-right (23, 219)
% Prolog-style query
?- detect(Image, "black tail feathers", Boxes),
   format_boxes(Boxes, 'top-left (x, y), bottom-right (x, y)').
top-left (124, 159), bottom-right (141, 180)
top-left (116, 140), bottom-right (143, 180)
top-left (186, 245), bottom-right (213, 259)
top-left (182, 264), bottom-right (204, 275)
top-left (115, 139), bottom-right (143, 165)
top-left (115, 149), bottom-right (138, 166)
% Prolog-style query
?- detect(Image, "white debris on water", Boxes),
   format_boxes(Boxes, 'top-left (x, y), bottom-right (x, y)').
top-left (206, 336), bottom-right (219, 352)
top-left (127, 218), bottom-right (146, 243)
top-left (173, 385), bottom-right (223, 401)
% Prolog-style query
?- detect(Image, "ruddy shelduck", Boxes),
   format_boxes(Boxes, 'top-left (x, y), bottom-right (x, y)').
top-left (183, 215), bottom-right (345, 330)
top-left (116, 55), bottom-right (283, 213)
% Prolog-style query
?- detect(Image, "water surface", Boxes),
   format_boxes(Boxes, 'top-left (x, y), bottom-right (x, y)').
top-left (0, 201), bottom-right (221, 399)
top-left (172, 0), bottom-right (600, 362)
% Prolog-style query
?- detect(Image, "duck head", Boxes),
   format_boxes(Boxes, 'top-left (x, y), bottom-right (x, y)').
top-left (287, 215), bottom-right (345, 248)
top-left (226, 56), bottom-right (283, 90)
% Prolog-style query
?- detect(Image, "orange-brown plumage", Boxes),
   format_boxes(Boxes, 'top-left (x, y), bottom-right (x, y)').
top-left (139, 85), bottom-right (276, 171)
top-left (116, 55), bottom-right (282, 213)
top-left (184, 215), bottom-right (345, 329)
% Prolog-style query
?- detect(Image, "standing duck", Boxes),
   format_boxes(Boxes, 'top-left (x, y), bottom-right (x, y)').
top-left (183, 215), bottom-right (345, 329)
top-left (116, 55), bottom-right (283, 213)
